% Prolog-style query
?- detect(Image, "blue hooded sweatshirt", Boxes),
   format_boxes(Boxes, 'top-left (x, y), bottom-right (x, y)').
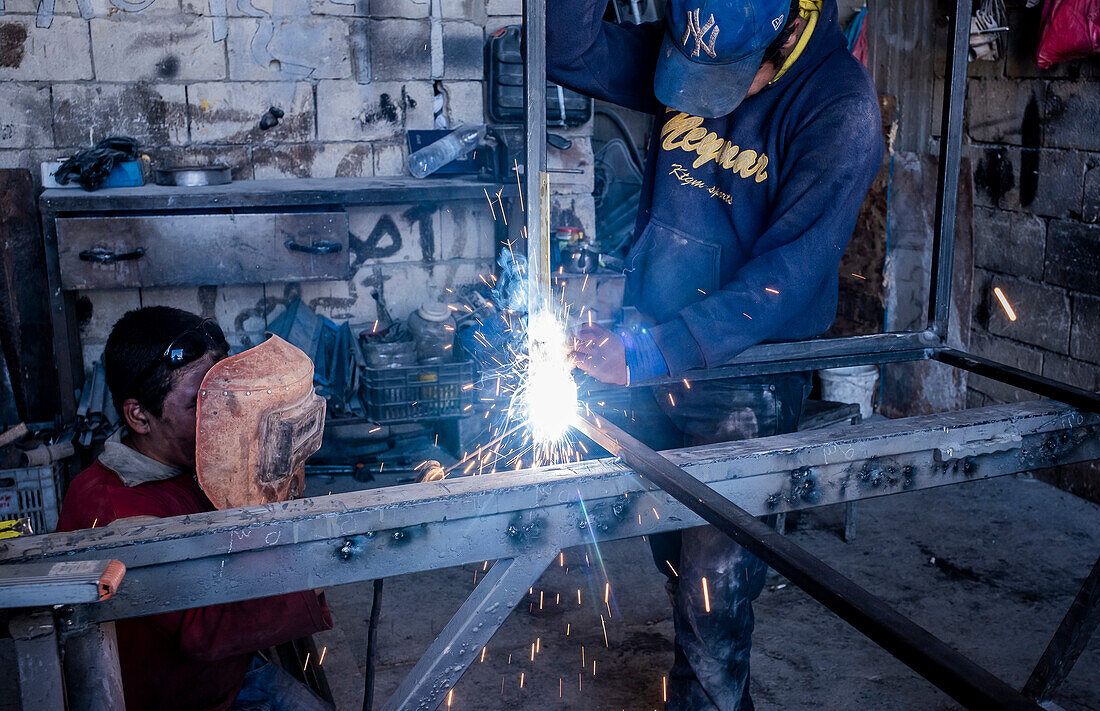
top-left (547, 0), bottom-right (884, 379)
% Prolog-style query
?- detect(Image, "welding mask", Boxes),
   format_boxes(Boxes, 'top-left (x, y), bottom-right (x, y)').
top-left (195, 335), bottom-right (325, 510)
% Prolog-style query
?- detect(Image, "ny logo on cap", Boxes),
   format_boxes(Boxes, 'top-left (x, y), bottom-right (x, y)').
top-left (682, 8), bottom-right (720, 58)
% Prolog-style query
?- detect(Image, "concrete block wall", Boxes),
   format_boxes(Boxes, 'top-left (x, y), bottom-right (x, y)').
top-left (0, 0), bottom-right (595, 366)
top-left (962, 1), bottom-right (1100, 405)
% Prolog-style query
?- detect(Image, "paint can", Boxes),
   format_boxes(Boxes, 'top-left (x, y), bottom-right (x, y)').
top-left (819, 365), bottom-right (879, 420)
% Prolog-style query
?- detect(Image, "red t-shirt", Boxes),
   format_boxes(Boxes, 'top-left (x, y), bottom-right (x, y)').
top-left (57, 460), bottom-right (333, 711)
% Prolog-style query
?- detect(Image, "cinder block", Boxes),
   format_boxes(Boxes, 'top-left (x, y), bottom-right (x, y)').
top-left (443, 21), bottom-right (483, 80)
top-left (182, 0), bottom-right (275, 17)
top-left (1070, 293), bottom-right (1100, 364)
top-left (91, 14), bottom-right (226, 82)
top-left (1083, 162), bottom-right (1099, 224)
top-left (189, 81), bottom-right (314, 144)
top-left (976, 270), bottom-right (1070, 353)
top-left (53, 83), bottom-right (188, 147)
top-left (486, 15), bottom-right (520, 34)
top-left (1044, 219), bottom-right (1100, 295)
top-left (226, 17), bottom-right (352, 80)
top-left (0, 83), bottom-right (51, 149)
top-left (347, 204), bottom-right (441, 265)
top-left (967, 329), bottom-right (1043, 403)
top-left (442, 80), bottom-right (484, 125)
top-left (972, 146), bottom-right (1087, 219)
top-left (487, 0), bottom-right (520, 15)
top-left (0, 17), bottom-right (93, 81)
top-left (1044, 82), bottom-right (1100, 152)
top-left (966, 79), bottom-right (1043, 146)
top-left (442, 0), bottom-right (487, 24)
top-left (370, 19), bottom-right (431, 80)
top-left (439, 202), bottom-right (495, 259)
top-left (252, 143), bottom-right (375, 179)
top-left (972, 207), bottom-right (1045, 280)
top-left (372, 140), bottom-right (407, 175)
top-left (370, 0), bottom-right (431, 18)
top-left (1042, 352), bottom-right (1100, 391)
top-left (309, 0), bottom-right (370, 16)
top-left (316, 80), bottom-right (433, 141)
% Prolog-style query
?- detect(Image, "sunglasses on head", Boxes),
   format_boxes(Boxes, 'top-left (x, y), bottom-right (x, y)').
top-left (141, 319), bottom-right (230, 379)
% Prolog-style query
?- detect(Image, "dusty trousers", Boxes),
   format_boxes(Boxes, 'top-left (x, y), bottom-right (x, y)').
top-left (598, 373), bottom-right (811, 711)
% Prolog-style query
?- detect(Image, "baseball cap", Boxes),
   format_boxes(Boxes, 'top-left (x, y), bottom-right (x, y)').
top-left (655, 0), bottom-right (792, 118)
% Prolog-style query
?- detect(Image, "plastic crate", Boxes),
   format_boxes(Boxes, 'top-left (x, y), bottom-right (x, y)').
top-left (361, 360), bottom-right (476, 423)
top-left (0, 464), bottom-right (62, 535)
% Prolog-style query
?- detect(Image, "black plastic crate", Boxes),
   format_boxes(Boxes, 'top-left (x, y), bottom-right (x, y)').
top-left (361, 360), bottom-right (477, 423)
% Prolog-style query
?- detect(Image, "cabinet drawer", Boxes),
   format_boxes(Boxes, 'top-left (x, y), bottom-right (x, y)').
top-left (56, 212), bottom-right (350, 289)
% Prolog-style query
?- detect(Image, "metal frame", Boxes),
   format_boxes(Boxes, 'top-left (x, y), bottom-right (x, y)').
top-left (8, 0), bottom-right (1099, 708)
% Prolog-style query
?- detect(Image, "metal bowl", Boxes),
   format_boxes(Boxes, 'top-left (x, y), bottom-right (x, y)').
top-left (155, 165), bottom-right (232, 187)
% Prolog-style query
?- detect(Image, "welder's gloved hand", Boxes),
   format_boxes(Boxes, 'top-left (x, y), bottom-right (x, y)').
top-left (570, 324), bottom-right (628, 385)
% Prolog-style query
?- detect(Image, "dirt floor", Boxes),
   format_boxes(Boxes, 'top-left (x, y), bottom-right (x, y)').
top-left (307, 473), bottom-right (1100, 711)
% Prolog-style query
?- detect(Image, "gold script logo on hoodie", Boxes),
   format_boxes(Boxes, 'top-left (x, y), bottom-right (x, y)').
top-left (660, 111), bottom-right (770, 183)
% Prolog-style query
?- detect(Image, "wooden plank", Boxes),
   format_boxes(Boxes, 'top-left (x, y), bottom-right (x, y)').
top-left (57, 212), bottom-right (351, 289)
top-left (0, 169), bottom-right (60, 421)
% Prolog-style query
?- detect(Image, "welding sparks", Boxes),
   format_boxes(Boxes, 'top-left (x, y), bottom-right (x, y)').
top-left (993, 286), bottom-right (1017, 322)
top-left (702, 577), bottom-right (711, 612)
top-left (765, 287), bottom-right (780, 295)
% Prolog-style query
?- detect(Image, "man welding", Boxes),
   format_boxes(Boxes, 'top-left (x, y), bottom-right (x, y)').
top-left (550, 0), bottom-right (883, 708)
top-left (57, 306), bottom-right (333, 711)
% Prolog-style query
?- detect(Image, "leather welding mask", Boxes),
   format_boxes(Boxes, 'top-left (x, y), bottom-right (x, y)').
top-left (195, 335), bottom-right (325, 509)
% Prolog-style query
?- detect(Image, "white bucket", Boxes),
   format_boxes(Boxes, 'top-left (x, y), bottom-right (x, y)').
top-left (819, 365), bottom-right (879, 420)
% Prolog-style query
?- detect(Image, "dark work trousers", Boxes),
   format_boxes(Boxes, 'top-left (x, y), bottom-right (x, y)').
top-left (598, 373), bottom-right (811, 711)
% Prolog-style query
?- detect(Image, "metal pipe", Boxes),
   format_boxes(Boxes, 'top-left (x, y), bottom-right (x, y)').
top-left (934, 348), bottom-right (1100, 414)
top-left (927, 0), bottom-right (972, 337)
top-left (61, 619), bottom-right (126, 711)
top-left (522, 0), bottom-right (548, 306)
top-left (575, 412), bottom-right (1043, 711)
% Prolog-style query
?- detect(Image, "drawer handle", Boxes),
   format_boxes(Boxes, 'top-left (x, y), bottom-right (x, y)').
top-left (79, 248), bottom-right (146, 264)
top-left (285, 240), bottom-right (342, 255)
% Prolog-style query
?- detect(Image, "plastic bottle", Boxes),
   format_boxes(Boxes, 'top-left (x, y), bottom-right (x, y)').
top-left (407, 125), bottom-right (485, 178)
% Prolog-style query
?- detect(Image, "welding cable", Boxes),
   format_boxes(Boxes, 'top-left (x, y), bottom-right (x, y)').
top-left (362, 578), bottom-right (384, 711)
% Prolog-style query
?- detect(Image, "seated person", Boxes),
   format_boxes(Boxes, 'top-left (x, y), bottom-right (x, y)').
top-left (58, 306), bottom-right (333, 711)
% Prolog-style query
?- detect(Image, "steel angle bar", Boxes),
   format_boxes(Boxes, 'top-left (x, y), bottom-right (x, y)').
top-left (575, 412), bottom-right (1042, 711)
top-left (928, 0), bottom-right (972, 337)
top-left (617, 332), bottom-right (935, 389)
top-left (380, 553), bottom-right (555, 711)
top-left (8, 611), bottom-right (66, 711)
top-left (1023, 553), bottom-right (1100, 703)
top-left (1, 401), bottom-right (1096, 624)
top-left (934, 348), bottom-right (1100, 413)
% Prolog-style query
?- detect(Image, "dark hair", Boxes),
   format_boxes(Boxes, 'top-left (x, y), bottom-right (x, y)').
top-left (762, 0), bottom-right (802, 68)
top-left (104, 306), bottom-right (225, 418)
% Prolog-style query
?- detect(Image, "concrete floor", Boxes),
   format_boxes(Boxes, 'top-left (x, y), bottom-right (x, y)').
top-left (308, 474), bottom-right (1100, 711)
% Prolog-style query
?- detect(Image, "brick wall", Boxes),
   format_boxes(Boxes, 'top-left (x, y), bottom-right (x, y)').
top-left (964, 0), bottom-right (1100, 406)
top-left (0, 0), bottom-right (595, 365)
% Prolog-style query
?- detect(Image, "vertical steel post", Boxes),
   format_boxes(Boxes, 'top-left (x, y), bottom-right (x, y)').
top-left (9, 611), bottom-right (66, 711)
top-left (927, 0), bottom-right (972, 338)
top-left (62, 619), bottom-right (126, 711)
top-left (522, 0), bottom-right (549, 308)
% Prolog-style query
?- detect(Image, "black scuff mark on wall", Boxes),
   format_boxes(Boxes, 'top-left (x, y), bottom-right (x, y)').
top-left (1019, 94), bottom-right (1041, 207)
top-left (974, 147), bottom-right (1015, 204)
top-left (0, 24), bottom-right (27, 69)
top-left (197, 286), bottom-right (218, 320)
top-left (403, 204), bottom-right (436, 266)
top-left (351, 215), bottom-right (403, 264)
